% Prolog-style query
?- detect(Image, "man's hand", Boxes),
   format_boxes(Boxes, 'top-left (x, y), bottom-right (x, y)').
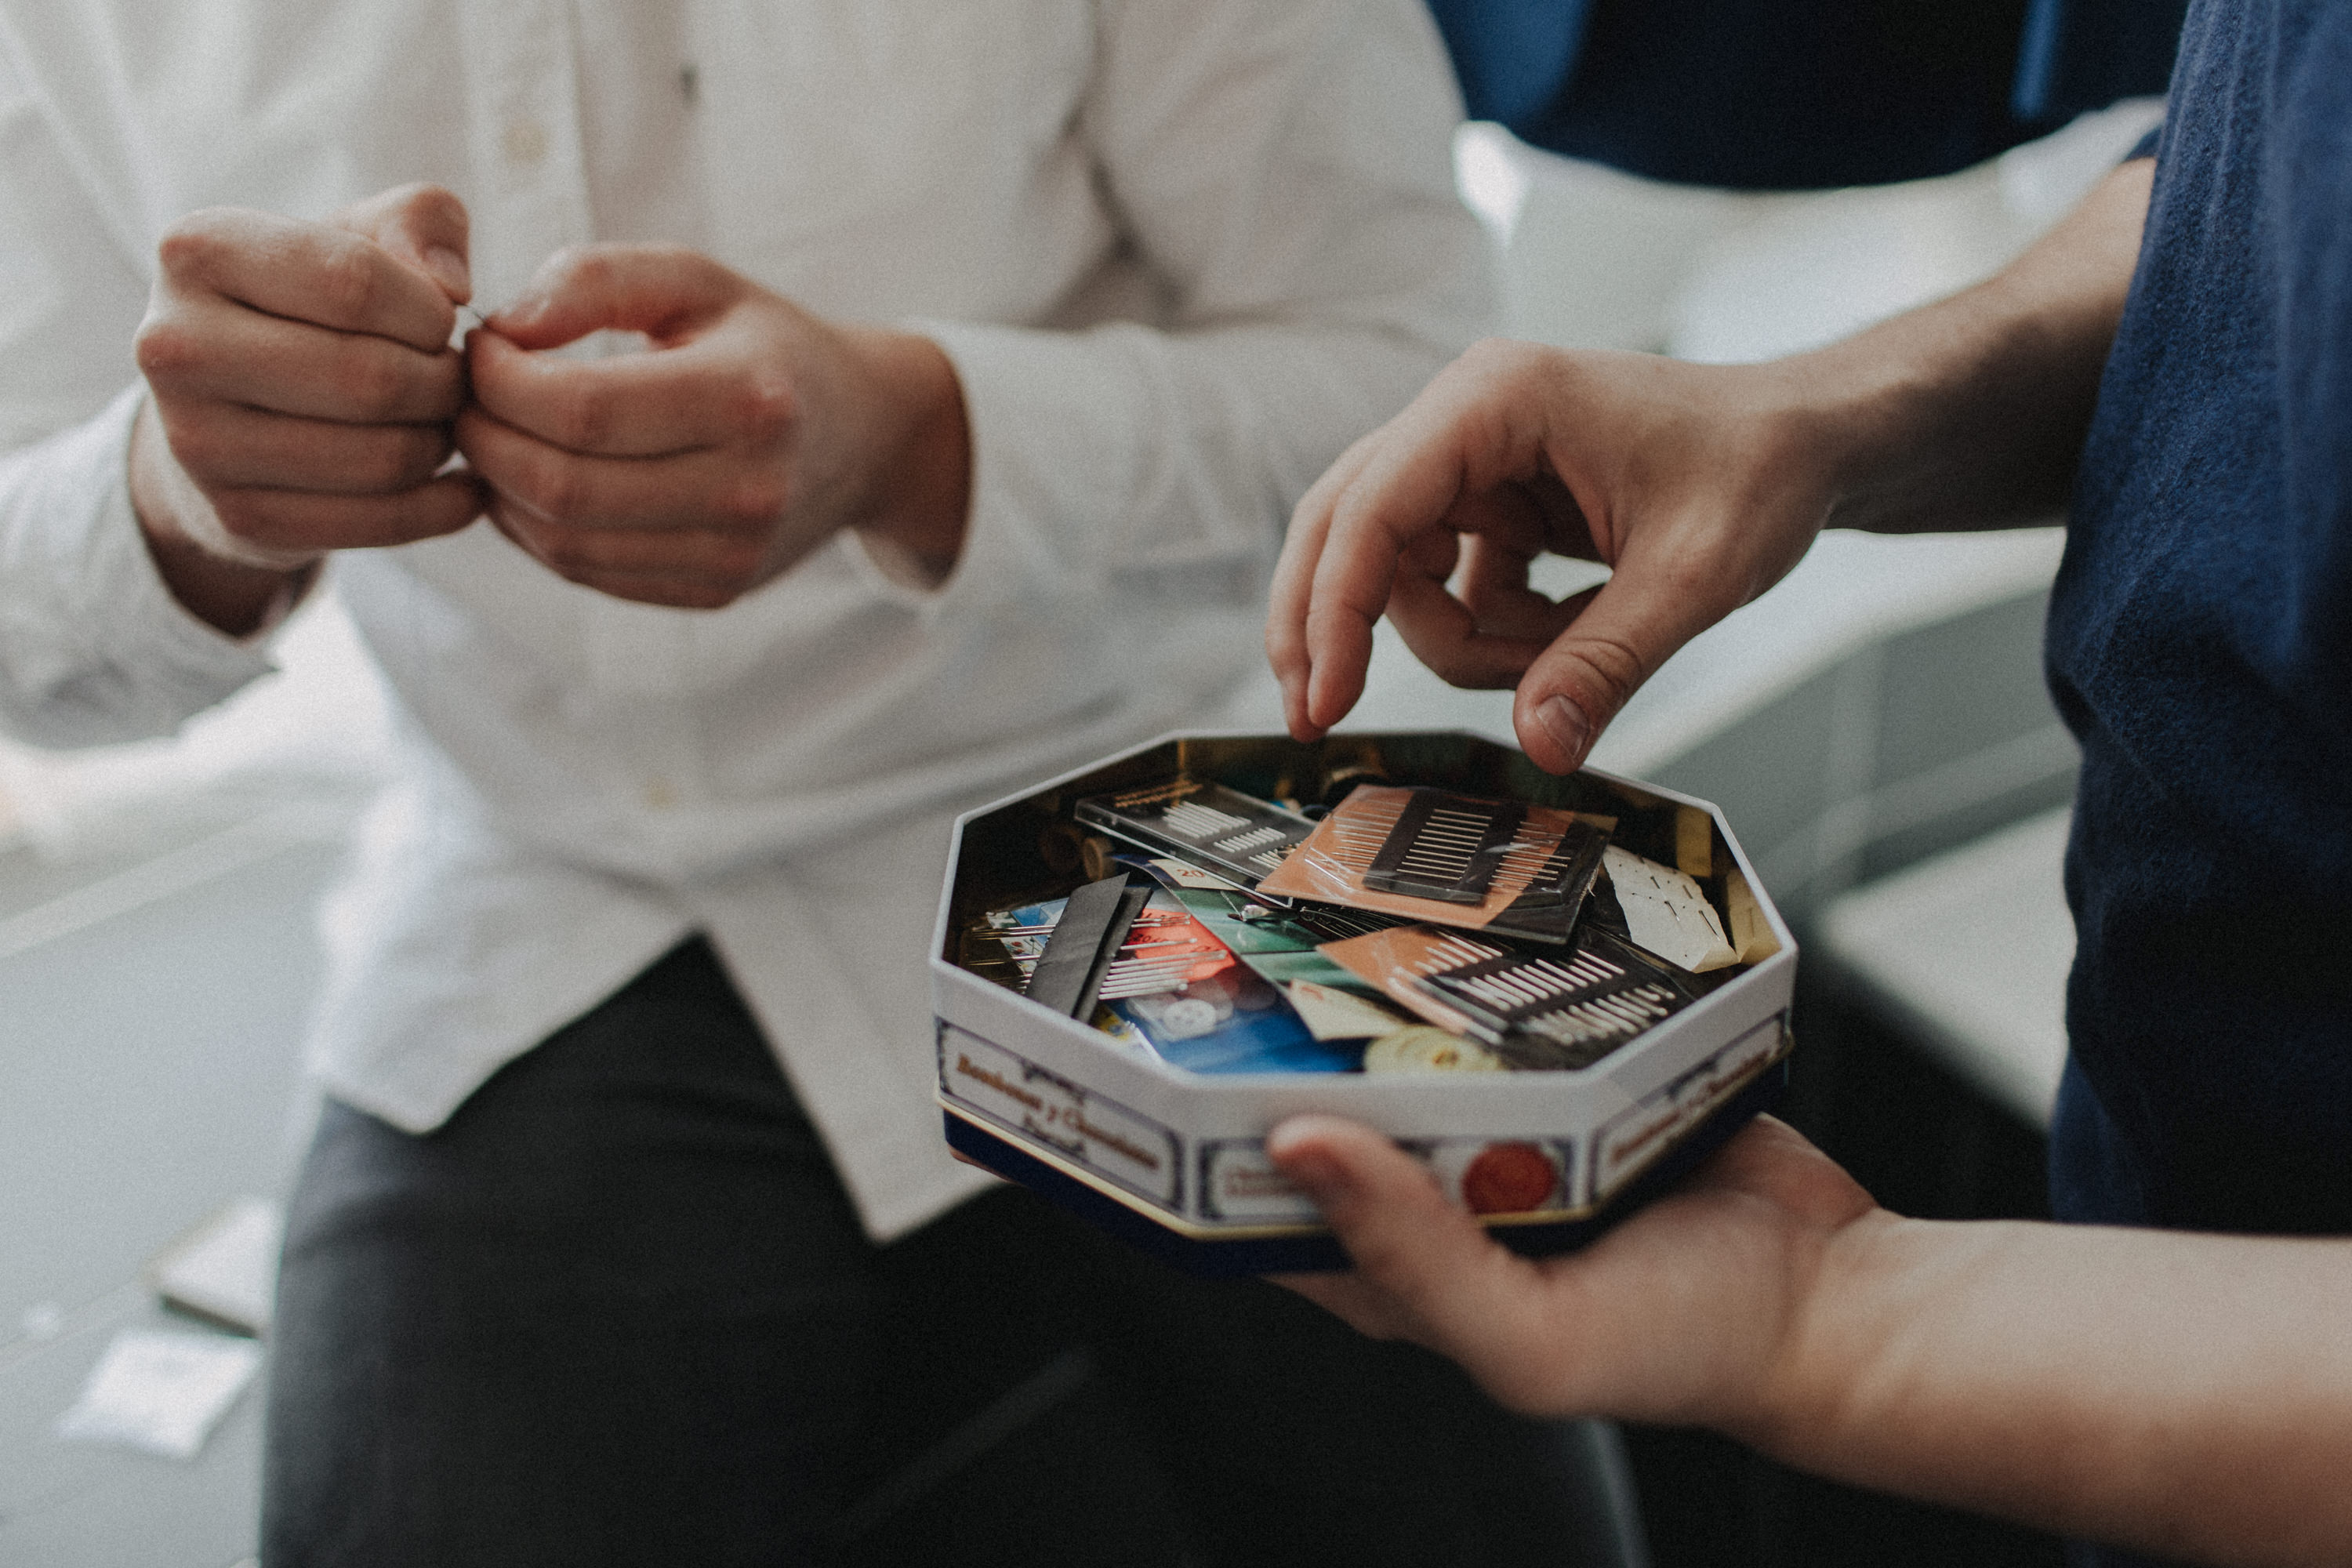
top-left (1266, 344), bottom-right (1830, 774)
top-left (458, 245), bottom-right (971, 610)
top-left (1267, 158), bottom-right (2154, 775)
top-left (132, 183), bottom-right (484, 633)
top-left (1267, 1112), bottom-right (2352, 1567)
top-left (1266, 1112), bottom-right (1875, 1428)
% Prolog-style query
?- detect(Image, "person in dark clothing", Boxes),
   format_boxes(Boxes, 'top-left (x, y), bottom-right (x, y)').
top-left (1259, 1), bottom-right (2351, 1563)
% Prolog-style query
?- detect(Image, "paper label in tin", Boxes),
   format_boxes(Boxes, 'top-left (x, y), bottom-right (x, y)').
top-left (938, 1025), bottom-right (1181, 1208)
top-left (1199, 1135), bottom-right (1577, 1223)
top-left (1198, 1142), bottom-right (1323, 1223)
top-left (1603, 846), bottom-right (1738, 972)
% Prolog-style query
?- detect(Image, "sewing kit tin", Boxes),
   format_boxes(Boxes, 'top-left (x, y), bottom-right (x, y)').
top-left (931, 730), bottom-right (1795, 1276)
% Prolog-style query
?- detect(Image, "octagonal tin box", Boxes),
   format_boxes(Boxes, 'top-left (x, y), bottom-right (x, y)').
top-left (931, 730), bottom-right (1795, 1276)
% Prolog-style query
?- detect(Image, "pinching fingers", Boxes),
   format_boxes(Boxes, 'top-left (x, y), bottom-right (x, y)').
top-left (155, 209), bottom-right (459, 355)
top-left (162, 401), bottom-right (457, 495)
top-left (334, 182), bottom-right (472, 307)
top-left (1298, 463), bottom-right (1430, 733)
top-left (1269, 429), bottom-right (1386, 740)
top-left (1386, 572), bottom-right (1555, 691)
top-left (489, 243), bottom-right (742, 350)
top-left (205, 470), bottom-right (485, 555)
top-left (458, 405), bottom-right (782, 534)
top-left (1296, 351), bottom-right (1557, 730)
top-left (1508, 547), bottom-right (1730, 774)
top-left (140, 300), bottom-right (466, 426)
top-left (466, 328), bottom-right (793, 459)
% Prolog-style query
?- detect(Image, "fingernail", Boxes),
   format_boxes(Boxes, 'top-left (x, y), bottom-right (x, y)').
top-left (424, 245), bottom-right (471, 301)
top-left (1536, 695), bottom-right (1590, 765)
top-left (492, 291), bottom-right (545, 329)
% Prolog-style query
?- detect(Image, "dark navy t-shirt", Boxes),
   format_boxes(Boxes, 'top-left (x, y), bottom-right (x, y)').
top-left (2046, 0), bottom-right (2352, 1238)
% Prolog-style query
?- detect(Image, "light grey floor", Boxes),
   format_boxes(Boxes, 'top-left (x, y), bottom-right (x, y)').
top-left (0, 805), bottom-right (350, 1568)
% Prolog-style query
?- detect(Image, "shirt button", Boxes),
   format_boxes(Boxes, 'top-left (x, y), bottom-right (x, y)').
top-left (503, 118), bottom-right (550, 168)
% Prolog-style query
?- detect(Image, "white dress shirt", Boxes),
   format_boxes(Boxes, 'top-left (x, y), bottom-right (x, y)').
top-left (0, 0), bottom-right (1489, 1240)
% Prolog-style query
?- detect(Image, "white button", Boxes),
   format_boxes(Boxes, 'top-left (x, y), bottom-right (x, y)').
top-left (503, 118), bottom-right (550, 168)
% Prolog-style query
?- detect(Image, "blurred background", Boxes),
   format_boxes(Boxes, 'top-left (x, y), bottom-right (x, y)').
top-left (0, 2), bottom-right (2181, 1563)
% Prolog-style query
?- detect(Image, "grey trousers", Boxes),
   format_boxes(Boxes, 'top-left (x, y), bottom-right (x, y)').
top-left (262, 937), bottom-right (1598, 1567)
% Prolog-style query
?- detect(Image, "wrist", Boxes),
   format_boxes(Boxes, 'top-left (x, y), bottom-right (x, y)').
top-left (844, 328), bottom-right (971, 588)
top-left (1760, 324), bottom-right (1962, 537)
top-left (1719, 1204), bottom-right (1916, 1461)
top-left (1759, 161), bottom-right (2150, 537)
top-left (129, 397), bottom-right (317, 636)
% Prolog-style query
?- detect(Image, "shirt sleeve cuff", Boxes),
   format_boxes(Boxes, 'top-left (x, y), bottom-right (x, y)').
top-left (74, 386), bottom-right (284, 691)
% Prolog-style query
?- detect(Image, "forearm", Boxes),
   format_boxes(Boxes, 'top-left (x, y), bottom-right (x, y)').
top-left (1758, 1212), bottom-right (2352, 1566)
top-left (1778, 156), bottom-right (2154, 535)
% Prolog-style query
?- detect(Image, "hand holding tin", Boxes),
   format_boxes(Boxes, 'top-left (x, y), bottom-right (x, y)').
top-left (1269, 1109), bottom-right (2352, 1567)
top-left (1266, 1112), bottom-right (1867, 1425)
top-left (459, 245), bottom-right (970, 608)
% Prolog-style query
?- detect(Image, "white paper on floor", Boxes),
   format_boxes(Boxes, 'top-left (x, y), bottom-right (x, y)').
top-left (56, 1329), bottom-right (263, 1460)
top-left (150, 1196), bottom-right (282, 1335)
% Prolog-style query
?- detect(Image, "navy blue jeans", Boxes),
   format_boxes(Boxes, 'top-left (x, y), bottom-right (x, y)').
top-left (263, 938), bottom-right (1592, 1566)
